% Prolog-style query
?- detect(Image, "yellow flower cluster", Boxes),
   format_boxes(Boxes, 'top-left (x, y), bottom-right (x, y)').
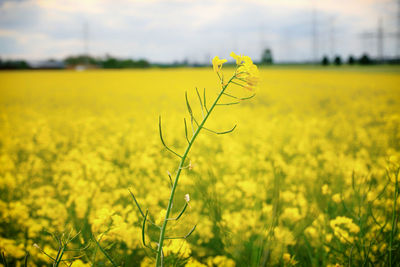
top-left (212, 52), bottom-right (259, 91)
top-left (0, 67), bottom-right (399, 266)
top-left (330, 216), bottom-right (360, 243)
top-left (163, 239), bottom-right (191, 258)
top-left (211, 56), bottom-right (227, 73)
top-left (231, 52), bottom-right (260, 91)
top-left (282, 253), bottom-right (297, 266)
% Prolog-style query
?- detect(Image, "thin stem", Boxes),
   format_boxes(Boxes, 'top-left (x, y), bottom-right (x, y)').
top-left (230, 80), bottom-right (245, 87)
top-left (389, 168), bottom-right (399, 266)
top-left (92, 234), bottom-right (118, 267)
top-left (24, 252), bottom-right (29, 267)
top-left (53, 245), bottom-right (65, 267)
top-left (155, 74), bottom-right (236, 267)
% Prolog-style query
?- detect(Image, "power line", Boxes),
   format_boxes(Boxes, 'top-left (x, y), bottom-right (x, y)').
top-left (359, 18), bottom-right (386, 61)
top-left (311, 6), bottom-right (318, 62)
top-left (83, 21), bottom-right (89, 66)
top-left (377, 18), bottom-right (384, 61)
top-left (329, 16), bottom-right (336, 59)
top-left (397, 0), bottom-right (400, 57)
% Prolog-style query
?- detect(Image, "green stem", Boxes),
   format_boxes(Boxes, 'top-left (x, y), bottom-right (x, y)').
top-left (155, 75), bottom-right (235, 267)
top-left (389, 168), bottom-right (399, 266)
top-left (53, 245), bottom-right (65, 267)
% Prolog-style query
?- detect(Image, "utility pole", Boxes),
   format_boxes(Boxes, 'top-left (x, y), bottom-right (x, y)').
top-left (259, 24), bottom-right (266, 57)
top-left (397, 0), bottom-right (400, 58)
top-left (311, 7), bottom-right (318, 63)
top-left (83, 21), bottom-right (89, 67)
top-left (329, 17), bottom-right (336, 59)
top-left (359, 18), bottom-right (387, 62)
top-left (377, 18), bottom-right (384, 62)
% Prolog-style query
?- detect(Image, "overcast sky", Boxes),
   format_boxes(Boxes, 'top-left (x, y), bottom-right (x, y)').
top-left (0, 0), bottom-right (398, 63)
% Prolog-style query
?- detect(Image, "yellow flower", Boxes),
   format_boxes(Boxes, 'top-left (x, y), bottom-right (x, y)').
top-left (325, 233), bottom-right (333, 242)
top-left (283, 253), bottom-right (298, 265)
top-left (230, 52), bottom-right (243, 65)
top-left (208, 255), bottom-right (236, 267)
top-left (229, 53), bottom-right (260, 91)
top-left (281, 207), bottom-right (302, 222)
top-left (163, 239), bottom-right (191, 258)
top-left (283, 253), bottom-right (291, 262)
top-left (321, 184), bottom-right (330, 195)
top-left (185, 258), bottom-right (207, 267)
top-left (242, 55), bottom-right (253, 65)
top-left (332, 193), bottom-right (341, 203)
top-left (72, 260), bottom-right (91, 267)
top-left (212, 56), bottom-right (227, 73)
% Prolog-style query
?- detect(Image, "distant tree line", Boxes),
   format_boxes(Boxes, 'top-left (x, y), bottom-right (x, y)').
top-left (320, 53), bottom-right (389, 66)
top-left (0, 59), bottom-right (31, 70)
top-left (0, 55), bottom-right (151, 70)
top-left (64, 55), bottom-right (150, 69)
top-left (2, 51), bottom-right (400, 70)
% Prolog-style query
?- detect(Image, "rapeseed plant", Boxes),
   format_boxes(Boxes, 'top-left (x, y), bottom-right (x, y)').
top-left (128, 53), bottom-right (258, 267)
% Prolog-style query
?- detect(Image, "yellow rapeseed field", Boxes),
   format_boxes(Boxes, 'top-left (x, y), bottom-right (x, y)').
top-left (0, 67), bottom-right (399, 266)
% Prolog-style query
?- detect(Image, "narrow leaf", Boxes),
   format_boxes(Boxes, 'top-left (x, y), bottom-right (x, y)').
top-left (128, 189), bottom-right (145, 218)
top-left (183, 118), bottom-right (190, 143)
top-left (203, 88), bottom-right (208, 112)
top-left (92, 234), bottom-right (118, 267)
top-left (158, 116), bottom-right (182, 158)
top-left (216, 101), bottom-right (240, 106)
top-left (185, 224), bottom-right (197, 238)
top-left (167, 172), bottom-right (173, 187)
top-left (185, 92), bottom-right (193, 117)
top-left (24, 252), bottom-right (29, 267)
top-left (167, 202), bottom-right (188, 221)
top-left (142, 210), bottom-right (149, 247)
top-left (203, 124), bottom-right (237, 135)
top-left (195, 87), bottom-right (205, 117)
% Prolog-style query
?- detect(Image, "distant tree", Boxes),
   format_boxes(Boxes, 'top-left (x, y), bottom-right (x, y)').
top-left (334, 56), bottom-right (342, 66)
top-left (347, 55), bottom-right (355, 65)
top-left (103, 57), bottom-right (120, 68)
top-left (101, 56), bottom-right (150, 69)
top-left (0, 59), bottom-right (30, 70)
top-left (321, 56), bottom-right (330, 66)
top-left (136, 59), bottom-right (150, 68)
top-left (64, 54), bottom-right (150, 69)
top-left (261, 48), bottom-right (273, 64)
top-left (64, 55), bottom-right (98, 66)
top-left (359, 53), bottom-right (372, 65)
top-left (120, 59), bottom-right (134, 68)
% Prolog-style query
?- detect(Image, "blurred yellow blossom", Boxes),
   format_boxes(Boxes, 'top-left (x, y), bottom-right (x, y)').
top-left (0, 67), bottom-right (398, 266)
top-left (230, 52), bottom-right (243, 65)
top-left (332, 193), bottom-right (341, 203)
top-left (212, 56), bottom-right (227, 73)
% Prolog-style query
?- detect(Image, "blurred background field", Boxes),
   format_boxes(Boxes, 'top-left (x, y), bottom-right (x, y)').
top-left (0, 67), bottom-right (399, 266)
top-left (1, 0), bottom-right (400, 265)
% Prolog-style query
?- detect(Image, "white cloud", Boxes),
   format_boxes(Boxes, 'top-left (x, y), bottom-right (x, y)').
top-left (0, 0), bottom-right (398, 62)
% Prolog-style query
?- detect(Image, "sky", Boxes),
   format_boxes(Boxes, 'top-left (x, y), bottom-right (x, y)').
top-left (0, 0), bottom-right (398, 63)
